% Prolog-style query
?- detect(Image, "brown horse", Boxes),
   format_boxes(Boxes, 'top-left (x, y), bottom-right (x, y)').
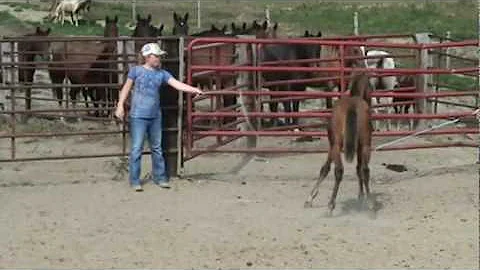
top-left (171, 12), bottom-right (238, 124)
top-left (49, 15), bottom-right (119, 118)
top-left (132, 13), bottom-right (164, 53)
top-left (16, 26), bottom-right (52, 113)
top-left (304, 71), bottom-right (374, 216)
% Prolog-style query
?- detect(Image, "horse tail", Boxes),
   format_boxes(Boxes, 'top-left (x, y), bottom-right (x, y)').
top-left (344, 103), bottom-right (358, 163)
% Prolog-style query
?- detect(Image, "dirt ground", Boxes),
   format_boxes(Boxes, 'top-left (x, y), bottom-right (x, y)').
top-left (0, 5), bottom-right (478, 267)
top-left (0, 119), bottom-right (478, 268)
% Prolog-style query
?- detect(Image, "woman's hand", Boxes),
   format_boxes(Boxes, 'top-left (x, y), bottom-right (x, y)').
top-left (115, 105), bottom-right (124, 119)
top-left (193, 87), bottom-right (204, 95)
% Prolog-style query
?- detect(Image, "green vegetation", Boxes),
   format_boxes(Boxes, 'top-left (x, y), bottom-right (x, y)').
top-left (0, 10), bottom-right (24, 26)
top-left (270, 1), bottom-right (476, 39)
top-left (0, 0), bottom-right (476, 39)
top-left (436, 74), bottom-right (477, 91)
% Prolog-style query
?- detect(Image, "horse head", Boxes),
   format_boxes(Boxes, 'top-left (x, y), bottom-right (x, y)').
top-left (345, 45), bottom-right (367, 68)
top-left (20, 26), bottom-right (52, 61)
top-left (172, 12), bottom-right (189, 36)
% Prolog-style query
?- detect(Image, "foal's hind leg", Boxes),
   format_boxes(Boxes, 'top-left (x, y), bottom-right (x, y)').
top-left (327, 145), bottom-right (344, 215)
top-left (356, 144), bottom-right (365, 203)
top-left (361, 144), bottom-right (374, 212)
top-left (304, 152), bottom-right (332, 208)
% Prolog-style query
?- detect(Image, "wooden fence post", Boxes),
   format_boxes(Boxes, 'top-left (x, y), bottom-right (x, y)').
top-left (414, 33), bottom-right (434, 129)
top-left (235, 35), bottom-right (257, 149)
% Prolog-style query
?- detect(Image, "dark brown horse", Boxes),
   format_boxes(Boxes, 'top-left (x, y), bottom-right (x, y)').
top-left (171, 12), bottom-right (238, 123)
top-left (231, 22), bottom-right (256, 35)
top-left (304, 71), bottom-right (374, 216)
top-left (49, 15), bottom-right (119, 118)
top-left (17, 26), bottom-right (52, 112)
top-left (132, 13), bottom-right (164, 53)
top-left (254, 21), bottom-right (322, 126)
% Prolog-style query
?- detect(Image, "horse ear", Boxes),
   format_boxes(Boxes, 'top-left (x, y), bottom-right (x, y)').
top-left (105, 16), bottom-right (110, 22)
top-left (159, 24), bottom-right (164, 31)
top-left (304, 30), bottom-right (309, 37)
top-left (231, 22), bottom-right (236, 30)
top-left (242, 22), bottom-right (247, 30)
top-left (147, 14), bottom-right (152, 23)
top-left (173, 12), bottom-right (178, 22)
top-left (114, 15), bottom-right (118, 23)
top-left (317, 31), bottom-right (322, 37)
top-left (273, 22), bottom-right (278, 31)
top-left (46, 28), bottom-right (51, 35)
top-left (36, 26), bottom-right (41, 33)
top-left (184, 12), bottom-right (189, 21)
top-left (210, 24), bottom-right (216, 30)
top-left (222, 25), bottom-right (227, 32)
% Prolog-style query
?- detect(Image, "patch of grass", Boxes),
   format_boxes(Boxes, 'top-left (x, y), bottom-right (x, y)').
top-left (436, 74), bottom-right (477, 91)
top-left (1, 1), bottom-right (476, 39)
top-left (269, 1), bottom-right (476, 39)
top-left (0, 10), bottom-right (23, 26)
top-left (7, 2), bottom-right (40, 10)
top-left (40, 20), bottom-right (106, 36)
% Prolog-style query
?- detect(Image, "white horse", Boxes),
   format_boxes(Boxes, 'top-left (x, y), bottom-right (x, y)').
top-left (54, 0), bottom-right (91, 27)
top-left (360, 47), bottom-right (399, 130)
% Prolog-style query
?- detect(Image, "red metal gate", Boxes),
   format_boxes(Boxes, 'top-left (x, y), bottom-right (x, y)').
top-left (184, 36), bottom-right (478, 160)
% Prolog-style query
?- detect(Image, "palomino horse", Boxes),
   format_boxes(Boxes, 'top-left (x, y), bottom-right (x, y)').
top-left (253, 21), bottom-right (322, 126)
top-left (304, 71), bottom-right (374, 216)
top-left (53, 0), bottom-right (92, 27)
top-left (16, 26), bottom-right (52, 114)
top-left (49, 15), bottom-right (119, 119)
top-left (361, 48), bottom-right (399, 130)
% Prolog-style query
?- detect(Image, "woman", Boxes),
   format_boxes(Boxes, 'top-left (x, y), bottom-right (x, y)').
top-left (115, 43), bottom-right (203, 192)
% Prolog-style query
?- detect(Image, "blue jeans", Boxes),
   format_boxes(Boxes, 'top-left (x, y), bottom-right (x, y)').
top-left (129, 116), bottom-right (168, 186)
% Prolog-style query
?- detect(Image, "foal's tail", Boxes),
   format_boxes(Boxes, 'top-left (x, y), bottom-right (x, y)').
top-left (344, 103), bottom-right (358, 163)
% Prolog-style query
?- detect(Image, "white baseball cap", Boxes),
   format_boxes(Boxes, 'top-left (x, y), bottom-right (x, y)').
top-left (141, 43), bottom-right (167, 57)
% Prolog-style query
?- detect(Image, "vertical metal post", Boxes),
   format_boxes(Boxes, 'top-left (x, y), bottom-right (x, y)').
top-left (9, 41), bottom-right (16, 160)
top-left (214, 45), bottom-right (222, 144)
top-left (196, 0), bottom-right (201, 29)
top-left (477, 3), bottom-right (480, 166)
top-left (445, 31), bottom-right (451, 69)
top-left (63, 41), bottom-right (69, 118)
top-left (265, 7), bottom-right (271, 27)
top-left (339, 44), bottom-right (345, 92)
top-left (121, 39), bottom-right (128, 156)
top-left (132, 0), bottom-right (137, 25)
top-left (177, 36), bottom-right (185, 176)
top-left (353, 12), bottom-right (359, 35)
top-left (186, 39), bottom-right (193, 159)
